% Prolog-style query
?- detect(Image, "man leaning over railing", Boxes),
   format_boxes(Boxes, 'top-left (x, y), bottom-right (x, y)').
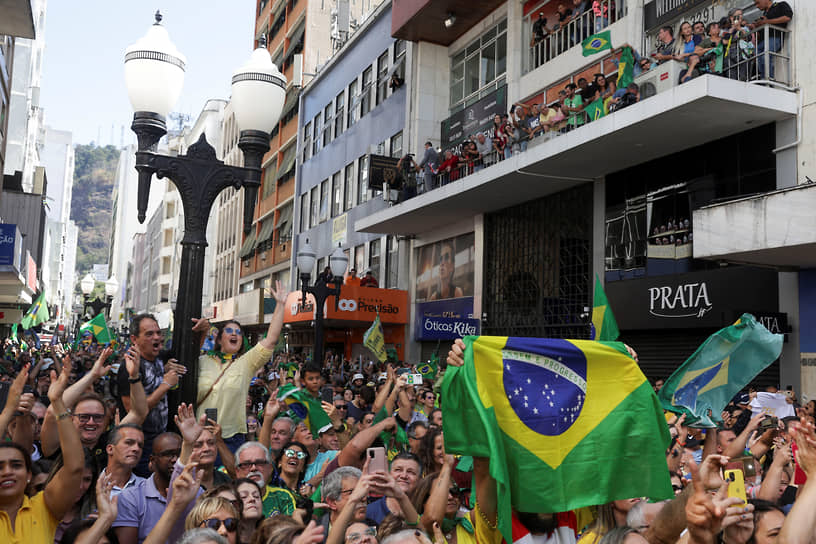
top-left (748, 0), bottom-right (792, 81)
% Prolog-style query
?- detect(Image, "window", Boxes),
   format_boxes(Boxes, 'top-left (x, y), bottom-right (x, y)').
top-left (331, 171), bottom-right (343, 217)
top-left (390, 131), bottom-right (403, 158)
top-left (369, 238), bottom-right (381, 279)
top-left (354, 244), bottom-right (365, 275)
top-left (394, 40), bottom-right (406, 62)
top-left (310, 186), bottom-right (319, 227)
top-left (262, 159), bottom-right (277, 199)
top-left (376, 51), bottom-right (389, 105)
top-left (313, 112), bottom-right (322, 155)
top-left (357, 156), bottom-right (368, 205)
top-left (319, 179), bottom-right (329, 223)
top-left (361, 66), bottom-right (373, 116)
top-left (385, 235), bottom-right (399, 288)
top-left (303, 121), bottom-right (312, 162)
top-left (322, 104), bottom-right (332, 147)
top-left (449, 20), bottom-right (507, 111)
top-left (301, 193), bottom-right (310, 232)
top-left (344, 162), bottom-right (355, 211)
top-left (347, 80), bottom-right (358, 127)
top-left (334, 91), bottom-right (345, 137)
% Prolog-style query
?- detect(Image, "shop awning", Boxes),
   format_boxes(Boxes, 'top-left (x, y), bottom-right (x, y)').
top-left (271, 1), bottom-right (285, 26)
top-left (238, 230), bottom-right (257, 259)
top-left (257, 219), bottom-right (275, 247)
top-left (275, 205), bottom-right (293, 240)
top-left (276, 144), bottom-right (297, 181)
top-left (288, 23), bottom-right (305, 49)
top-left (281, 89), bottom-right (300, 119)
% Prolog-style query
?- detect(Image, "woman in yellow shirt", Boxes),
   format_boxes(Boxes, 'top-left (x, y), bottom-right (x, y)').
top-left (195, 281), bottom-right (288, 452)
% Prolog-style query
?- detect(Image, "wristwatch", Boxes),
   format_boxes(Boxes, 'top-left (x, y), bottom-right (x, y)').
top-left (128, 374), bottom-right (142, 384)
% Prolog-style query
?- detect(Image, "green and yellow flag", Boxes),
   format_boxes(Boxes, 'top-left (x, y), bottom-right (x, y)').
top-left (443, 336), bottom-right (672, 542)
top-left (616, 46), bottom-right (635, 89)
top-left (591, 275), bottom-right (619, 341)
top-left (79, 313), bottom-right (112, 344)
top-left (278, 384), bottom-right (332, 438)
top-left (658, 314), bottom-right (783, 427)
top-left (584, 98), bottom-right (606, 121)
top-left (21, 292), bottom-right (49, 329)
top-left (581, 30), bottom-right (612, 56)
top-left (363, 313), bottom-right (387, 363)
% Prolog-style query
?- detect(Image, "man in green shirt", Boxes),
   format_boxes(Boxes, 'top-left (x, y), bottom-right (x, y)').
top-left (563, 83), bottom-right (584, 130)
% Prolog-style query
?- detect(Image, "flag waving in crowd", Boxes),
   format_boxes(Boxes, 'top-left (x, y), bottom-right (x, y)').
top-left (443, 336), bottom-right (672, 542)
top-left (20, 292), bottom-right (49, 329)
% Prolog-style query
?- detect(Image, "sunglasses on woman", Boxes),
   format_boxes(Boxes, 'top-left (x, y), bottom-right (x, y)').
top-left (284, 448), bottom-right (307, 459)
top-left (201, 518), bottom-right (238, 532)
top-left (223, 326), bottom-right (242, 336)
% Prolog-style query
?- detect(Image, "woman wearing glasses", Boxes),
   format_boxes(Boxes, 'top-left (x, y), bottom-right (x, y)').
top-left (428, 241), bottom-right (463, 301)
top-left (194, 281), bottom-right (289, 453)
top-left (186, 496), bottom-right (240, 544)
top-left (273, 441), bottom-right (311, 498)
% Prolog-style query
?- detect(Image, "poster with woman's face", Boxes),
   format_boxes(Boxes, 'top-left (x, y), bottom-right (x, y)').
top-left (415, 233), bottom-right (475, 303)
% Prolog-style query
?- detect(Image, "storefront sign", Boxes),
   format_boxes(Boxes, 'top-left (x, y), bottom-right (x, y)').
top-left (750, 312), bottom-right (789, 335)
top-left (332, 214), bottom-right (347, 246)
top-left (283, 285), bottom-right (408, 324)
top-left (607, 267), bottom-right (778, 330)
top-left (26, 252), bottom-right (36, 291)
top-left (0, 224), bottom-right (19, 267)
top-left (415, 233), bottom-right (475, 303)
top-left (644, 0), bottom-right (711, 30)
top-left (415, 297), bottom-right (480, 341)
top-left (367, 154), bottom-right (400, 191)
top-left (440, 86), bottom-right (507, 151)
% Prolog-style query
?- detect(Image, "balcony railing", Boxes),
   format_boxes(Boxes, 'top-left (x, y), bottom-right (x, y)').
top-left (388, 25), bottom-right (793, 204)
top-left (524, 1), bottom-right (624, 74)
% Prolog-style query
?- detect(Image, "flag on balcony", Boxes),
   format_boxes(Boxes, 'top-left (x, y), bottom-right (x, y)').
top-left (616, 47), bottom-right (635, 89)
top-left (657, 314), bottom-right (782, 427)
top-left (581, 30), bottom-right (612, 56)
top-left (584, 98), bottom-right (606, 121)
top-left (21, 292), bottom-right (49, 329)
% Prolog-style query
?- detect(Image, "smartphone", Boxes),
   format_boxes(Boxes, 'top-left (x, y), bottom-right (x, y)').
top-left (405, 374), bottom-right (423, 385)
top-left (204, 408), bottom-right (218, 423)
top-left (321, 386), bottom-right (334, 404)
top-left (724, 469), bottom-right (747, 508)
top-left (366, 447), bottom-right (387, 473)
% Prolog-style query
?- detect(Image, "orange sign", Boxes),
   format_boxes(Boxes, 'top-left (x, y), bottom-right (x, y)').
top-left (283, 285), bottom-right (408, 324)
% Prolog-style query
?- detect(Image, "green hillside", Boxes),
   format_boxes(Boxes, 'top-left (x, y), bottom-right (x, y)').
top-left (70, 144), bottom-right (120, 274)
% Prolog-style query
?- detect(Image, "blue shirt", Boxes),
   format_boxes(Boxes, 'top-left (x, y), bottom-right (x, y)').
top-left (366, 497), bottom-right (393, 525)
top-left (112, 474), bottom-right (167, 543)
top-left (305, 450), bottom-right (339, 482)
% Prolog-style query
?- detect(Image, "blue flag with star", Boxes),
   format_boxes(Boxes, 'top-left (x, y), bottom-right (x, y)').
top-left (657, 314), bottom-right (783, 427)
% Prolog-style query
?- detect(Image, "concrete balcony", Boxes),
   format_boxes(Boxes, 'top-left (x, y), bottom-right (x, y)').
top-left (391, 0), bottom-right (505, 45)
top-left (693, 184), bottom-right (816, 268)
top-left (357, 75), bottom-right (797, 236)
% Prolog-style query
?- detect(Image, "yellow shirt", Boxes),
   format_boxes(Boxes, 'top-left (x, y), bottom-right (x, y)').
top-left (197, 343), bottom-right (274, 438)
top-left (0, 492), bottom-right (60, 543)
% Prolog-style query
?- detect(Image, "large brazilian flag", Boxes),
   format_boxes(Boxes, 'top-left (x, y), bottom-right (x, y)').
top-left (443, 337), bottom-right (672, 543)
top-left (278, 384), bottom-right (332, 438)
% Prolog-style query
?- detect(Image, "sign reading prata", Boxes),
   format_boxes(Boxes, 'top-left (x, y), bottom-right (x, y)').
top-left (648, 281), bottom-right (712, 319)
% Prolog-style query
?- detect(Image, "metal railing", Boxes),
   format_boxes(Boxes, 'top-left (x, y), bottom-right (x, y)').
top-left (713, 24), bottom-right (791, 86)
top-left (525, 1), bottom-right (624, 74)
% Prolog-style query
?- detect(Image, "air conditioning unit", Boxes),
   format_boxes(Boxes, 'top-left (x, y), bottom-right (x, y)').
top-left (634, 60), bottom-right (684, 100)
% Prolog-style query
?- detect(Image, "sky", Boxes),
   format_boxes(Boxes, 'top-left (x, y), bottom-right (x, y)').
top-left (40, 0), bottom-right (256, 146)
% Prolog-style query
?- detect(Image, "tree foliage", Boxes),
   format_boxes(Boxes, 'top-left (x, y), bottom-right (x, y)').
top-left (70, 144), bottom-right (120, 274)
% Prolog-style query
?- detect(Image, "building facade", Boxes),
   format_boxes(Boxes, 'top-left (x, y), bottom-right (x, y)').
top-left (356, 0), bottom-right (809, 392)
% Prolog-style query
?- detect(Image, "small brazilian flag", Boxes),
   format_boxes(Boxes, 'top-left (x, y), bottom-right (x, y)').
top-left (591, 275), bottom-right (619, 341)
top-left (581, 30), bottom-right (612, 56)
top-left (21, 292), bottom-right (50, 329)
top-left (443, 336), bottom-right (671, 543)
top-left (79, 313), bottom-right (112, 344)
top-left (616, 46), bottom-right (635, 90)
top-left (658, 314), bottom-right (782, 427)
top-left (584, 97), bottom-right (606, 121)
top-left (278, 384), bottom-right (332, 438)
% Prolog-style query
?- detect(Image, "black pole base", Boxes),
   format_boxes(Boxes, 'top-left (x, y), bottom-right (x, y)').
top-left (132, 111), bottom-right (167, 152)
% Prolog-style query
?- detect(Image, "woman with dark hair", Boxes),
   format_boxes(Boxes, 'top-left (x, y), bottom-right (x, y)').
top-left (429, 241), bottom-right (463, 302)
top-left (61, 473), bottom-right (120, 544)
top-left (417, 427), bottom-right (445, 476)
top-left (411, 457), bottom-right (469, 544)
top-left (194, 281), bottom-right (288, 453)
top-left (53, 452), bottom-right (98, 543)
top-left (273, 441), bottom-right (311, 493)
top-left (235, 478), bottom-right (264, 544)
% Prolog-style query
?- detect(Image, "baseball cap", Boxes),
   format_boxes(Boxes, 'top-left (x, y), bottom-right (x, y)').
top-left (352, 373), bottom-right (364, 381)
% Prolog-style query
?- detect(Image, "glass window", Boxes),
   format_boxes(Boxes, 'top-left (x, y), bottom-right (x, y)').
top-left (449, 20), bottom-right (507, 111)
top-left (369, 238), bottom-right (381, 279)
top-left (323, 104), bottom-right (332, 146)
top-left (313, 112), bottom-right (322, 155)
top-left (347, 80), bottom-right (358, 127)
top-left (390, 131), bottom-right (403, 158)
top-left (331, 171), bottom-right (342, 217)
top-left (310, 186), bottom-right (319, 228)
top-left (344, 162), bottom-right (355, 211)
top-left (302, 121), bottom-right (312, 162)
top-left (361, 66), bottom-right (373, 116)
top-left (354, 244), bottom-right (365, 275)
top-left (319, 179), bottom-right (329, 223)
top-left (394, 39), bottom-right (406, 61)
top-left (357, 156), bottom-right (368, 205)
top-left (334, 91), bottom-right (345, 137)
top-left (376, 51), bottom-right (389, 105)
top-left (385, 235), bottom-right (399, 288)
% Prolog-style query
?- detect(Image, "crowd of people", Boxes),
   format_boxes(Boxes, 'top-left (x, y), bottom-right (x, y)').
top-left (2, 287), bottom-right (816, 544)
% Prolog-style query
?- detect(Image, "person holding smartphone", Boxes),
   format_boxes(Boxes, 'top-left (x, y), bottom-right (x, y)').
top-left (192, 281), bottom-right (288, 454)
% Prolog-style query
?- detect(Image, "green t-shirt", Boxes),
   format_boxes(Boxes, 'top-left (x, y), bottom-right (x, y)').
top-left (262, 486), bottom-right (297, 517)
top-left (565, 95), bottom-right (584, 126)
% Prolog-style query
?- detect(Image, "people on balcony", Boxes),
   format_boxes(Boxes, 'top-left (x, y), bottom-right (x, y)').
top-left (590, 73), bottom-right (616, 113)
top-left (438, 150), bottom-right (460, 185)
top-left (491, 114), bottom-right (510, 160)
top-left (359, 270), bottom-right (379, 288)
top-left (652, 26), bottom-right (676, 64)
top-left (474, 133), bottom-right (494, 171)
top-left (673, 21), bottom-right (702, 83)
top-left (415, 141), bottom-right (439, 194)
top-left (553, 3), bottom-right (574, 51)
top-left (749, 0), bottom-right (792, 80)
top-left (692, 21), bottom-right (706, 41)
top-left (591, 0), bottom-right (614, 32)
top-left (696, 22), bottom-right (724, 75)
top-left (563, 83), bottom-right (585, 131)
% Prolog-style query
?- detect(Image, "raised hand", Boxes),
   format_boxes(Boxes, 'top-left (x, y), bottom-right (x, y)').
top-left (685, 463), bottom-right (728, 544)
top-left (790, 417), bottom-right (816, 477)
top-left (95, 472), bottom-right (119, 523)
top-left (48, 363), bottom-right (71, 405)
top-left (270, 280), bottom-right (289, 305)
top-left (175, 403), bottom-right (206, 445)
top-left (447, 339), bottom-right (466, 368)
top-left (292, 521), bottom-right (325, 544)
top-left (170, 461), bottom-right (203, 509)
top-left (3, 364), bottom-right (30, 415)
top-left (124, 346), bottom-right (141, 379)
top-left (191, 317), bottom-right (210, 334)
top-left (92, 347), bottom-right (114, 379)
top-left (322, 401), bottom-right (341, 426)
